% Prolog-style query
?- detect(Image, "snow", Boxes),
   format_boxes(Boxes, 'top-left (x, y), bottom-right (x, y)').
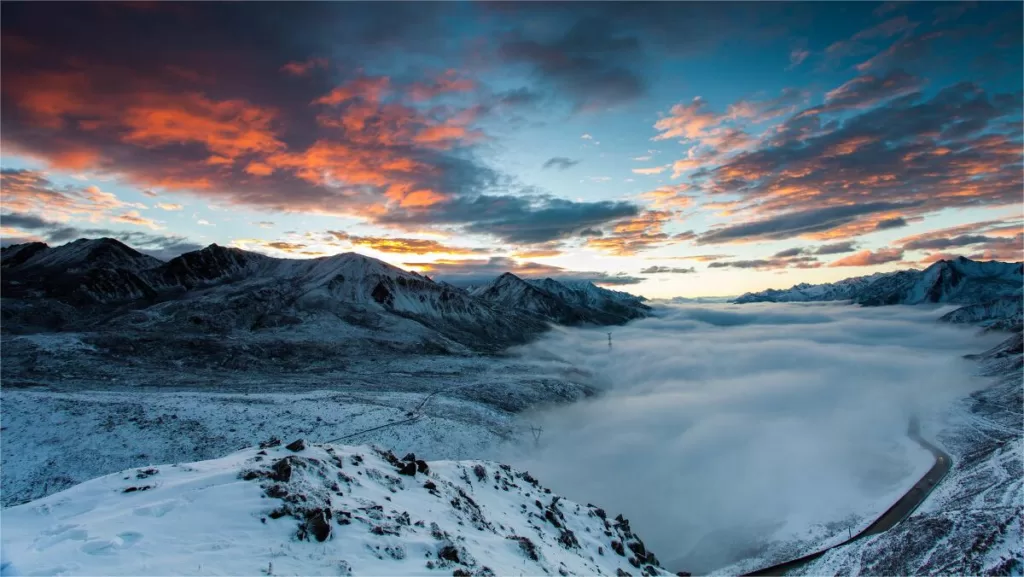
top-left (1, 443), bottom-right (669, 576)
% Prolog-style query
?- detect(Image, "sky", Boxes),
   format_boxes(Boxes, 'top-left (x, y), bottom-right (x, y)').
top-left (0, 1), bottom-right (1021, 298)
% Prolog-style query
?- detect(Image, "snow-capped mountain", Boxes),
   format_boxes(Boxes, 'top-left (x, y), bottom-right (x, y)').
top-left (939, 296), bottom-right (1023, 332)
top-left (734, 257), bottom-right (1022, 308)
top-left (733, 272), bottom-right (893, 304)
top-left (1, 441), bottom-right (670, 576)
top-left (0, 239), bottom-right (648, 350)
top-left (470, 274), bottom-right (650, 326)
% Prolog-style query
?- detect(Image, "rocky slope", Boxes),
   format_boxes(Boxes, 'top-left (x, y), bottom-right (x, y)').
top-left (470, 273), bottom-right (649, 326)
top-left (0, 441), bottom-right (670, 576)
top-left (0, 239), bottom-right (649, 352)
top-left (939, 296), bottom-right (1023, 333)
top-left (734, 257), bottom-right (1022, 308)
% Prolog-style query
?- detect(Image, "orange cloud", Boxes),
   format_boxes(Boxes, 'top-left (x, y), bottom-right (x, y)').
top-left (829, 247), bottom-right (904, 267)
top-left (586, 210), bottom-right (677, 255)
top-left (325, 231), bottom-right (488, 255)
top-left (280, 58), bottom-right (328, 76)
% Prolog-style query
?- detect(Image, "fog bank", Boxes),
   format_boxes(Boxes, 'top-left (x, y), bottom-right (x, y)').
top-left (502, 303), bottom-right (1004, 572)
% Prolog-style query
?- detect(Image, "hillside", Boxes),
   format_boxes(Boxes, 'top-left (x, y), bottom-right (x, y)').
top-left (0, 441), bottom-right (670, 576)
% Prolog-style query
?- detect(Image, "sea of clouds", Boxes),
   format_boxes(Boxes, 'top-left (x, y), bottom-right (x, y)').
top-left (501, 302), bottom-right (1006, 572)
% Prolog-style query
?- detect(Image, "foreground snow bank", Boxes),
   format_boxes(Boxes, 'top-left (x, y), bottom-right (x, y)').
top-left (2, 441), bottom-right (668, 576)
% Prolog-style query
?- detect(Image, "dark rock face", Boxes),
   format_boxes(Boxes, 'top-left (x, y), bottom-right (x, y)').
top-left (285, 439), bottom-right (306, 452)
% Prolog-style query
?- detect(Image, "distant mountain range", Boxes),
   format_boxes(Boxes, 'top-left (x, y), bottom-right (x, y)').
top-left (734, 257), bottom-right (1022, 305)
top-left (0, 238), bottom-right (649, 351)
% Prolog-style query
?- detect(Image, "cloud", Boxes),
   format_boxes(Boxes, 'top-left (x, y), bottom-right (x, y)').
top-left (155, 203), bottom-right (183, 211)
top-left (631, 166), bottom-right (669, 175)
top-left (810, 69), bottom-right (924, 114)
top-left (0, 169), bottom-right (146, 224)
top-left (503, 303), bottom-right (1002, 573)
top-left (498, 17), bottom-right (646, 111)
top-left (380, 195), bottom-right (639, 245)
top-left (325, 231), bottom-right (490, 255)
top-left (829, 247), bottom-right (904, 267)
top-left (640, 266), bottom-right (696, 274)
top-left (253, 221), bottom-right (275, 229)
top-left (773, 247), bottom-right (805, 258)
top-left (112, 210), bottom-right (162, 230)
top-left (874, 217), bottom-right (908, 230)
top-left (708, 256), bottom-right (822, 270)
top-left (788, 47), bottom-right (810, 69)
top-left (688, 81), bottom-right (1021, 243)
top-left (665, 254), bottom-right (733, 262)
top-left (542, 157), bottom-right (581, 170)
top-left (585, 210), bottom-right (676, 255)
top-left (405, 256), bottom-right (642, 286)
top-left (279, 57), bottom-right (328, 76)
top-left (197, 219), bottom-right (214, 226)
top-left (813, 241), bottom-right (858, 255)
top-left (895, 219), bottom-right (1023, 262)
top-left (0, 210), bottom-right (202, 260)
top-left (0, 8), bottom-right (634, 246)
top-left (696, 202), bottom-right (919, 245)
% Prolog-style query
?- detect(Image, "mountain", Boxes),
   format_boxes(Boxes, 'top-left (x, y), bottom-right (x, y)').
top-left (0, 441), bottom-right (670, 576)
top-left (0, 239), bottom-right (648, 351)
top-left (733, 272), bottom-right (890, 304)
top-left (1, 238), bottom-right (163, 304)
top-left (470, 273), bottom-right (650, 326)
top-left (939, 296), bottom-right (1023, 332)
top-left (734, 257), bottom-right (1022, 308)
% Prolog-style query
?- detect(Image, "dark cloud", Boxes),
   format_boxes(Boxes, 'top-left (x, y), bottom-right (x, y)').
top-left (874, 217), bottom-right (908, 230)
top-left (380, 196), bottom-right (639, 245)
top-left (405, 256), bottom-right (642, 286)
top-left (542, 157), bottom-right (581, 170)
top-left (499, 17), bottom-right (645, 111)
top-left (813, 241), bottom-right (858, 255)
top-left (902, 234), bottom-right (1012, 251)
top-left (708, 255), bottom-right (822, 270)
top-left (640, 266), bottom-right (696, 274)
top-left (773, 247), bottom-right (806, 258)
top-left (697, 202), bottom-right (919, 244)
top-left (810, 69), bottom-right (924, 114)
top-left (0, 211), bottom-right (203, 260)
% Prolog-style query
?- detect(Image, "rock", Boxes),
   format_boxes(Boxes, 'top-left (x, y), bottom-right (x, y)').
top-left (416, 459), bottom-right (430, 473)
top-left (303, 508), bottom-right (332, 542)
top-left (398, 461), bottom-right (417, 476)
top-left (617, 570), bottom-right (632, 577)
top-left (402, 453), bottom-right (416, 462)
top-left (438, 544), bottom-right (460, 563)
top-left (259, 437), bottom-right (281, 449)
top-left (611, 540), bottom-right (625, 556)
top-left (423, 481), bottom-right (437, 491)
top-left (285, 439), bottom-right (305, 452)
top-left (269, 458), bottom-right (292, 482)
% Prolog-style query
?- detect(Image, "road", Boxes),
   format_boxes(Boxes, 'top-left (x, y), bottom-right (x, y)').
top-left (742, 417), bottom-right (952, 576)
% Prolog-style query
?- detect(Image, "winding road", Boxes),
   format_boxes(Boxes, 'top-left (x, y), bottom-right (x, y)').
top-left (742, 417), bottom-right (952, 576)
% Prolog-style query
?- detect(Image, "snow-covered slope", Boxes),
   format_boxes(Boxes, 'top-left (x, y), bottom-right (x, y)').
top-left (939, 296), bottom-right (1023, 332)
top-left (734, 257), bottom-right (1022, 307)
top-left (1, 441), bottom-right (669, 576)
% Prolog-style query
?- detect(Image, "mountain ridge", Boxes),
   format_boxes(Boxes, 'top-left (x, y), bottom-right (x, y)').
top-left (0, 239), bottom-right (650, 351)
top-left (734, 257), bottom-right (1022, 308)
